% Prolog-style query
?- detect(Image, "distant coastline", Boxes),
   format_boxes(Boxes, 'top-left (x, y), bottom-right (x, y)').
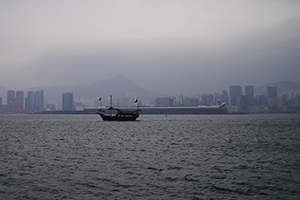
top-left (36, 106), bottom-right (228, 115)
top-left (34, 107), bottom-right (299, 115)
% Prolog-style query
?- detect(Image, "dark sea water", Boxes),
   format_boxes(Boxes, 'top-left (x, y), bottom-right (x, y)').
top-left (0, 114), bottom-right (300, 199)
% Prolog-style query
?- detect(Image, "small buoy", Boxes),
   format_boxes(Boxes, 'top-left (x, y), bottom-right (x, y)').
top-left (248, 123), bottom-right (250, 125)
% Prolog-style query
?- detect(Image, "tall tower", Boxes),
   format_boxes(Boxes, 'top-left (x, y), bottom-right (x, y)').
top-left (62, 93), bottom-right (74, 110)
top-left (25, 91), bottom-right (34, 111)
top-left (7, 90), bottom-right (15, 105)
top-left (229, 86), bottom-right (242, 106)
top-left (245, 85), bottom-right (254, 106)
top-left (34, 90), bottom-right (44, 112)
top-left (267, 86), bottom-right (277, 98)
top-left (16, 91), bottom-right (24, 103)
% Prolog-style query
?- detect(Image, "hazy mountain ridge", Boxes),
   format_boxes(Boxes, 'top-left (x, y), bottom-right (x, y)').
top-left (72, 74), bottom-right (163, 101)
top-left (23, 74), bottom-right (163, 102)
top-left (254, 81), bottom-right (300, 95)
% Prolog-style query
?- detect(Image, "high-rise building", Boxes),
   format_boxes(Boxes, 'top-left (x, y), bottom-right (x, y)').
top-left (16, 91), bottom-right (24, 102)
top-left (229, 86), bottom-right (242, 106)
top-left (267, 86), bottom-right (277, 98)
top-left (62, 93), bottom-right (74, 110)
top-left (34, 90), bottom-right (44, 112)
top-left (7, 90), bottom-right (15, 105)
top-left (16, 91), bottom-right (24, 110)
top-left (245, 85), bottom-right (254, 106)
top-left (6, 90), bottom-right (23, 112)
top-left (25, 91), bottom-right (34, 112)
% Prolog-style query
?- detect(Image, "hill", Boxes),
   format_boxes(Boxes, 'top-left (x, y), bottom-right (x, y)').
top-left (25, 75), bottom-right (163, 102)
top-left (254, 81), bottom-right (300, 95)
top-left (74, 74), bottom-right (162, 101)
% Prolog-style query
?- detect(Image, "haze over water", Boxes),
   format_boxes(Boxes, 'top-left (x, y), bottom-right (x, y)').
top-left (0, 114), bottom-right (300, 199)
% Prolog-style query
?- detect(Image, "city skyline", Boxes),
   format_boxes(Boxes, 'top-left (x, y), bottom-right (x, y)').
top-left (1, 81), bottom-right (299, 114)
top-left (0, 74), bottom-right (300, 98)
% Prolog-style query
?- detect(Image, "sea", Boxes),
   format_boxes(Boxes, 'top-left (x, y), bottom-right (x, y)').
top-left (0, 114), bottom-right (299, 199)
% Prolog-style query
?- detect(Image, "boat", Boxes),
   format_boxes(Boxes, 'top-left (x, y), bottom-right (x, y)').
top-left (98, 95), bottom-right (140, 121)
top-left (98, 108), bottom-right (140, 121)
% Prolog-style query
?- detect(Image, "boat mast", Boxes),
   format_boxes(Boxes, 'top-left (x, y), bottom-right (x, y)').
top-left (98, 97), bottom-right (102, 108)
top-left (135, 98), bottom-right (139, 111)
top-left (110, 95), bottom-right (112, 116)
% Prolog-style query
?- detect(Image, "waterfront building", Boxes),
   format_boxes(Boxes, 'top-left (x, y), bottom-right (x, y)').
top-left (230, 86), bottom-right (242, 106)
top-left (62, 93), bottom-right (74, 110)
top-left (7, 90), bottom-right (15, 106)
top-left (16, 91), bottom-right (24, 110)
top-left (245, 85), bottom-right (254, 107)
top-left (268, 86), bottom-right (277, 98)
top-left (16, 91), bottom-right (24, 103)
top-left (7, 90), bottom-right (23, 112)
top-left (34, 90), bottom-right (44, 112)
top-left (25, 91), bottom-right (34, 112)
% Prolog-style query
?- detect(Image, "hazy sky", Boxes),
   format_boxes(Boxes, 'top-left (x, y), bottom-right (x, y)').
top-left (1, 0), bottom-right (300, 95)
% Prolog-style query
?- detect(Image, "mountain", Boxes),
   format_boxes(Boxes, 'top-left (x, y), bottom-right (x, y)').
top-left (254, 81), bottom-right (300, 95)
top-left (74, 74), bottom-right (162, 101)
top-left (25, 75), bottom-right (163, 103)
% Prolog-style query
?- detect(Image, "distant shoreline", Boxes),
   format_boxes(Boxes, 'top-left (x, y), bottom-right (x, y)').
top-left (33, 108), bottom-right (299, 115)
top-left (1, 107), bottom-right (299, 115)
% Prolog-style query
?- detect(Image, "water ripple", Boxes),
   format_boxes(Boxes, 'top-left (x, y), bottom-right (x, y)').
top-left (0, 114), bottom-right (300, 199)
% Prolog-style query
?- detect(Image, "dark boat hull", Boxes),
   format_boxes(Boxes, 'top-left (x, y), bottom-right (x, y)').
top-left (99, 113), bottom-right (139, 121)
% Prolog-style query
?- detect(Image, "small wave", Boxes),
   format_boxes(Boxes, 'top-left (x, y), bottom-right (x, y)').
top-left (210, 184), bottom-right (247, 195)
top-left (147, 167), bottom-right (163, 171)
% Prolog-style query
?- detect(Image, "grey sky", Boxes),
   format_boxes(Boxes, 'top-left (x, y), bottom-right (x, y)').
top-left (1, 0), bottom-right (300, 95)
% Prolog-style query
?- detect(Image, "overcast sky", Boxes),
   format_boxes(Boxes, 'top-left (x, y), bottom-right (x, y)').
top-left (1, 0), bottom-right (299, 95)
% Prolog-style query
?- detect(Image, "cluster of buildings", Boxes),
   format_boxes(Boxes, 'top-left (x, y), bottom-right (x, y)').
top-left (0, 85), bottom-right (299, 113)
top-left (0, 91), bottom-right (75, 113)
top-left (154, 85), bottom-right (300, 113)
top-left (0, 90), bottom-right (44, 113)
top-left (228, 85), bottom-right (300, 113)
